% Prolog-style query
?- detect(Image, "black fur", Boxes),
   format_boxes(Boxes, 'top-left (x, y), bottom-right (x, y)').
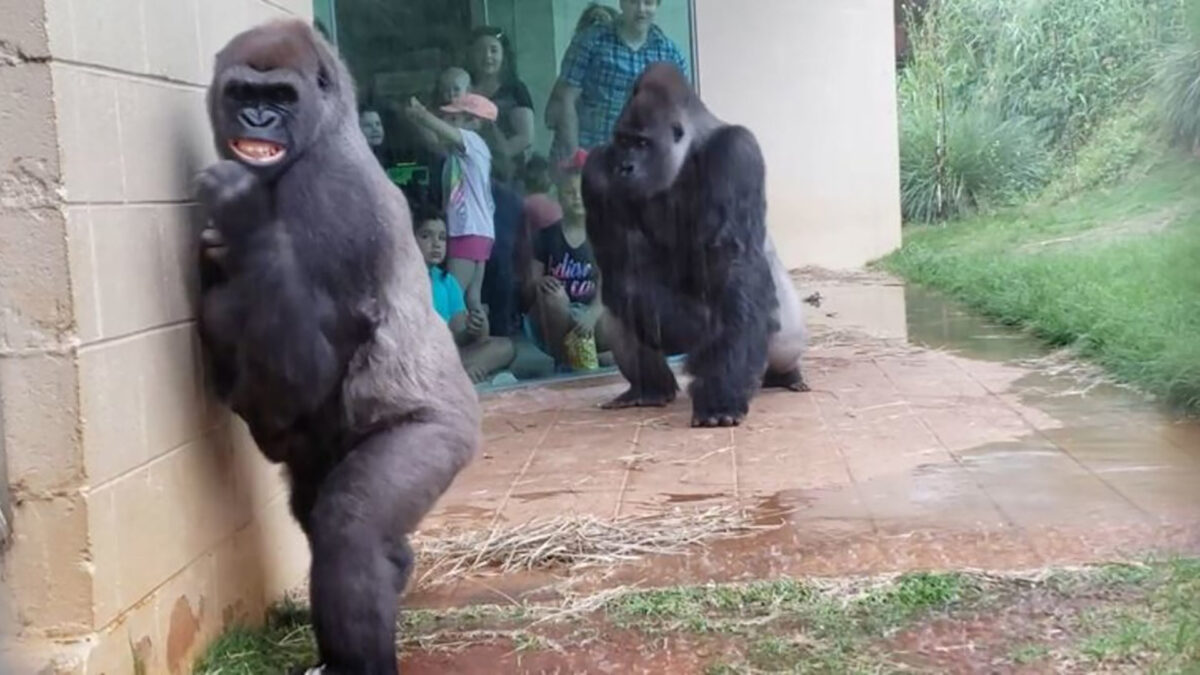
top-left (583, 62), bottom-right (807, 428)
top-left (196, 19), bottom-right (480, 674)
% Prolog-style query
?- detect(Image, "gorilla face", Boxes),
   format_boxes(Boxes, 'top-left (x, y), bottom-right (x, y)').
top-left (610, 113), bottom-right (686, 200)
top-left (208, 22), bottom-right (344, 181)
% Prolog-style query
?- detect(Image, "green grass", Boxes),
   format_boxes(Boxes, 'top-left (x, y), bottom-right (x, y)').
top-left (194, 561), bottom-right (1200, 672)
top-left (879, 156), bottom-right (1200, 414)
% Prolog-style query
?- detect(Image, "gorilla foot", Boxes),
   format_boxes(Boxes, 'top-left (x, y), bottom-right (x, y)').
top-left (601, 387), bottom-right (676, 409)
top-left (763, 367), bottom-right (810, 392)
top-left (690, 411), bottom-right (744, 428)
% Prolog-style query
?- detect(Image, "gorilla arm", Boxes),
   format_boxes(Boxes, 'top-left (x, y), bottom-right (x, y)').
top-left (681, 123), bottom-right (778, 425)
top-left (691, 124), bottom-right (768, 250)
top-left (196, 160), bottom-right (345, 432)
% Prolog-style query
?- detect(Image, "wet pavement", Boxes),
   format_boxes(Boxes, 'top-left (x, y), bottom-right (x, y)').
top-left (410, 269), bottom-right (1200, 610)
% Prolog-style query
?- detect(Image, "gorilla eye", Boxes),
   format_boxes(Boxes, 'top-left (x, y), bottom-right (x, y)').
top-left (224, 82), bottom-right (252, 102)
top-left (263, 85), bottom-right (298, 105)
top-left (672, 123), bottom-right (684, 143)
top-left (316, 65), bottom-right (331, 90)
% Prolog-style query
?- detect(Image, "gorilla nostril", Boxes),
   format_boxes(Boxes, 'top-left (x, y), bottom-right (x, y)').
top-left (618, 163), bottom-right (635, 177)
top-left (239, 108), bottom-right (280, 128)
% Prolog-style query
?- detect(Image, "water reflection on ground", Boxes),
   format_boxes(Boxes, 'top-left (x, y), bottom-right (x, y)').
top-left (411, 270), bottom-right (1200, 610)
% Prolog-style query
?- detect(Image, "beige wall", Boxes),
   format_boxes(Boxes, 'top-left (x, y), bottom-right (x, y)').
top-left (693, 0), bottom-right (902, 270)
top-left (0, 1), bottom-right (313, 673)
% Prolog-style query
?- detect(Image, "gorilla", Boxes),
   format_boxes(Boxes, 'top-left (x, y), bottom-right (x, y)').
top-left (583, 62), bottom-right (808, 428)
top-left (194, 19), bottom-right (480, 674)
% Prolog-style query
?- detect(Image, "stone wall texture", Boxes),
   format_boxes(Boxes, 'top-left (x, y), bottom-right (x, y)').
top-left (0, 1), bottom-right (313, 672)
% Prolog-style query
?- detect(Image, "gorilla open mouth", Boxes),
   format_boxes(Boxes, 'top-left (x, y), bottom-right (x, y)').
top-left (230, 138), bottom-right (287, 166)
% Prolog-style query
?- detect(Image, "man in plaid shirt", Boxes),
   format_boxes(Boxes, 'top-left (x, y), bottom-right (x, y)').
top-left (550, 0), bottom-right (689, 158)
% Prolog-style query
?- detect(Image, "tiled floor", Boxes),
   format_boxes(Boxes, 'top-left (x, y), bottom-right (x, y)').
top-left (411, 272), bottom-right (1200, 607)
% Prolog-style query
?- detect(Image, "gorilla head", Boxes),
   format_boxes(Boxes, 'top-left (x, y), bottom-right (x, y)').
top-left (608, 62), bottom-right (708, 200)
top-left (207, 19), bottom-right (352, 180)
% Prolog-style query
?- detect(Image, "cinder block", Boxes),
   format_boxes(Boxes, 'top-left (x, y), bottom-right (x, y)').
top-left (0, 209), bottom-right (73, 351)
top-left (79, 325), bottom-right (209, 488)
top-left (0, 352), bottom-right (83, 494)
top-left (92, 433), bottom-right (251, 620)
top-left (116, 80), bottom-right (213, 203)
top-left (66, 0), bottom-right (147, 73)
top-left (83, 487), bottom-right (121, 629)
top-left (0, 60), bottom-right (58, 174)
top-left (86, 544), bottom-right (215, 675)
top-left (253, 492), bottom-right (311, 600)
top-left (2, 0), bottom-right (50, 60)
top-left (142, 0), bottom-right (204, 85)
top-left (166, 435), bottom-right (254, 576)
top-left (228, 418), bottom-right (291, 513)
top-left (52, 65), bottom-right (125, 203)
top-left (83, 204), bottom-right (200, 341)
top-left (196, 0), bottom-right (250, 84)
top-left (247, 1), bottom-right (285, 27)
top-left (4, 494), bottom-right (93, 635)
top-left (264, 0), bottom-right (314, 19)
top-left (106, 466), bottom-right (184, 614)
top-left (212, 525), bottom-right (270, 629)
top-left (43, 0), bottom-right (74, 60)
top-left (63, 207), bottom-right (100, 344)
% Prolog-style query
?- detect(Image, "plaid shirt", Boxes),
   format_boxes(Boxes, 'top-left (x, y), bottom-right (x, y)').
top-left (561, 24), bottom-right (689, 149)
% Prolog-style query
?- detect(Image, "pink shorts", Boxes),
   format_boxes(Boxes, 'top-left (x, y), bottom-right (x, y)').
top-left (446, 235), bottom-right (494, 262)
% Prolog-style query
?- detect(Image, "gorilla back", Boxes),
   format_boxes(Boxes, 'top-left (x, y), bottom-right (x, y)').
top-left (195, 19), bottom-right (480, 674)
top-left (583, 62), bottom-right (808, 428)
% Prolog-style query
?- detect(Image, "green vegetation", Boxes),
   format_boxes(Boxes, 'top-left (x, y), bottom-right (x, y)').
top-left (195, 560), bottom-right (1200, 674)
top-left (898, 0), bottom-right (1185, 222)
top-left (889, 0), bottom-right (1200, 412)
top-left (883, 158), bottom-right (1200, 412)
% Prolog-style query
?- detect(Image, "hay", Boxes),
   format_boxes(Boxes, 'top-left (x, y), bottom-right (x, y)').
top-left (413, 503), bottom-right (778, 586)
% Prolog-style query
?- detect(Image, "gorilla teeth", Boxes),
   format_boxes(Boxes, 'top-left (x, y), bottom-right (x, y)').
top-left (230, 139), bottom-right (285, 164)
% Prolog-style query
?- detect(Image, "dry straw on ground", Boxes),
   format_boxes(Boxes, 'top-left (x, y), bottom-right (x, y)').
top-left (412, 503), bottom-right (780, 586)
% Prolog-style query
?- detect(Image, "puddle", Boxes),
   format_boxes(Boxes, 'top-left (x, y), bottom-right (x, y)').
top-left (413, 274), bottom-right (1200, 611)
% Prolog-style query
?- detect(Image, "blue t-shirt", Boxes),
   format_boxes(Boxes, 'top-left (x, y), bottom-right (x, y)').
top-left (428, 266), bottom-right (466, 323)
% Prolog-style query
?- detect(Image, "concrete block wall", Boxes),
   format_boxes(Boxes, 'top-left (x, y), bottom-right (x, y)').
top-left (1, 0), bottom-right (314, 672)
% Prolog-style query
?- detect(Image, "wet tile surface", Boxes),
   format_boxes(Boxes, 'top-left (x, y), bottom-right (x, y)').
top-left (411, 275), bottom-right (1200, 608)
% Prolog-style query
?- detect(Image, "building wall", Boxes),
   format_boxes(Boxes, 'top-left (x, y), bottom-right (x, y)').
top-left (0, 1), bottom-right (312, 673)
top-left (693, 0), bottom-right (902, 270)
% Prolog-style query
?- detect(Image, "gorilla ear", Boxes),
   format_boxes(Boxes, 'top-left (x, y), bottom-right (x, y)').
top-left (672, 123), bottom-right (684, 143)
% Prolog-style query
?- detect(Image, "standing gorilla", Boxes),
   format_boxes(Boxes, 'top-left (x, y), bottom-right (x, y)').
top-left (195, 19), bottom-right (480, 674)
top-left (583, 62), bottom-right (808, 428)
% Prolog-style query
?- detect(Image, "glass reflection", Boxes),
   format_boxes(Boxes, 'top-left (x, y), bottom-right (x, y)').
top-left (325, 0), bottom-right (695, 388)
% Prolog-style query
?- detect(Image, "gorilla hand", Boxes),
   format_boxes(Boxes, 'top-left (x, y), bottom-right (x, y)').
top-left (195, 159), bottom-right (272, 242)
top-left (200, 226), bottom-right (228, 265)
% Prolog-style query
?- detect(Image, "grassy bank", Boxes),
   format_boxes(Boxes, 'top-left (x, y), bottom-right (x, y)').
top-left (194, 559), bottom-right (1200, 673)
top-left (879, 156), bottom-right (1200, 414)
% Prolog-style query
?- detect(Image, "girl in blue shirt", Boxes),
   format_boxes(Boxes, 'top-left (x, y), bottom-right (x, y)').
top-left (414, 210), bottom-right (515, 383)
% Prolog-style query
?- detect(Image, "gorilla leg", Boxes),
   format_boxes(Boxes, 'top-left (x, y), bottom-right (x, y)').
top-left (602, 313), bottom-right (679, 409)
top-left (686, 286), bottom-right (771, 427)
top-left (763, 365), bottom-right (809, 391)
top-left (305, 422), bottom-right (470, 674)
top-left (761, 236), bottom-right (809, 392)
